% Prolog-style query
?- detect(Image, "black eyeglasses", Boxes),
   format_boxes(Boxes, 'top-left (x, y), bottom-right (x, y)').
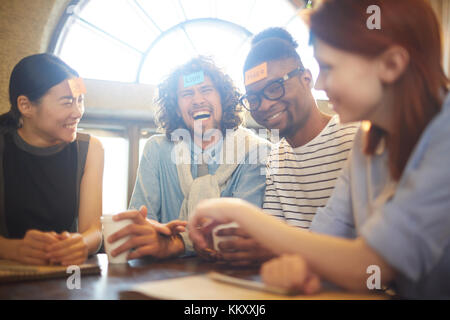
top-left (239, 67), bottom-right (304, 111)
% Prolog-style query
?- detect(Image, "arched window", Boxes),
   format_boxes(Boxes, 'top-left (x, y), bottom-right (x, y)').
top-left (50, 0), bottom-right (324, 96)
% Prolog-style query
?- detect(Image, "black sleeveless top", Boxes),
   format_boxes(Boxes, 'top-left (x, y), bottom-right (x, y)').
top-left (0, 130), bottom-right (90, 239)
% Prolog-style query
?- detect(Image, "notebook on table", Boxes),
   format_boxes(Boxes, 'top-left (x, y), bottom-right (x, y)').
top-left (0, 259), bottom-right (101, 283)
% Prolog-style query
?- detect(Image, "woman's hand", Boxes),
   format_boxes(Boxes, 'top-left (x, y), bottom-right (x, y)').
top-left (13, 230), bottom-right (60, 265)
top-left (261, 254), bottom-right (321, 295)
top-left (46, 232), bottom-right (89, 266)
top-left (188, 198), bottom-right (249, 250)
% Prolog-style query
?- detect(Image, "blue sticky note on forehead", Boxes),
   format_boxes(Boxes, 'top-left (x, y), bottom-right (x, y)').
top-left (183, 71), bottom-right (204, 88)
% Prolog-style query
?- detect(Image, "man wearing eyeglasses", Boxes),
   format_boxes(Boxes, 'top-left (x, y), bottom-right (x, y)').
top-left (213, 32), bottom-right (359, 266)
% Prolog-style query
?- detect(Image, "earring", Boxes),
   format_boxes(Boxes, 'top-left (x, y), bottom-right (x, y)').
top-left (18, 117), bottom-right (23, 128)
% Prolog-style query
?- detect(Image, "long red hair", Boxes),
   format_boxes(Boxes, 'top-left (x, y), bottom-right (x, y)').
top-left (308, 0), bottom-right (449, 180)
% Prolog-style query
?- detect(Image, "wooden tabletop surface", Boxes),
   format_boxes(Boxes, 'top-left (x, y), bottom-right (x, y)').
top-left (0, 254), bottom-right (390, 300)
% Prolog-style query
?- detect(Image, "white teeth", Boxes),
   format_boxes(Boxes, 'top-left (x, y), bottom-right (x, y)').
top-left (64, 124), bottom-right (77, 129)
top-left (268, 111), bottom-right (283, 121)
top-left (193, 110), bottom-right (211, 120)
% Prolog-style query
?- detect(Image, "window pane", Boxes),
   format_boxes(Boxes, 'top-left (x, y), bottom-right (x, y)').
top-left (183, 21), bottom-right (250, 91)
top-left (140, 20), bottom-right (250, 89)
top-left (216, 0), bottom-right (258, 27)
top-left (79, 0), bottom-right (159, 52)
top-left (135, 0), bottom-right (185, 32)
top-left (78, 128), bottom-right (129, 214)
top-left (59, 20), bottom-right (142, 82)
top-left (139, 27), bottom-right (197, 85)
top-left (285, 18), bottom-right (328, 100)
top-left (244, 0), bottom-right (296, 33)
top-left (177, 0), bottom-right (213, 20)
top-left (100, 135), bottom-right (129, 213)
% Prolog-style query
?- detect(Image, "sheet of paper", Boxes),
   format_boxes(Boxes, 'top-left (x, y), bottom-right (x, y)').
top-left (125, 273), bottom-right (388, 300)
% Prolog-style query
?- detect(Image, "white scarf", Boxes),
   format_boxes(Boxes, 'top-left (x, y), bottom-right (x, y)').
top-left (175, 127), bottom-right (267, 253)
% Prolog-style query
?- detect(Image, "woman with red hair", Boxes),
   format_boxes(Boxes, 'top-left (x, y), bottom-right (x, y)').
top-left (188, 0), bottom-right (450, 299)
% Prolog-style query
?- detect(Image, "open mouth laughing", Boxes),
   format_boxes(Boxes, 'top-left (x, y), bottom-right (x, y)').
top-left (192, 109), bottom-right (212, 121)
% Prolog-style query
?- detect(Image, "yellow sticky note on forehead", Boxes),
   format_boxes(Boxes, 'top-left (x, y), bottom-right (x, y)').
top-left (244, 62), bottom-right (268, 86)
top-left (67, 78), bottom-right (87, 97)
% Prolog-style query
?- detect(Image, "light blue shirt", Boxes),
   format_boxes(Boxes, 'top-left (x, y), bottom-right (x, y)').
top-left (311, 93), bottom-right (450, 299)
top-left (129, 131), bottom-right (270, 223)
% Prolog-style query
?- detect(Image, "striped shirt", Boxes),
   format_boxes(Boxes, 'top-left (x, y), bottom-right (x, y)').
top-left (263, 116), bottom-right (359, 229)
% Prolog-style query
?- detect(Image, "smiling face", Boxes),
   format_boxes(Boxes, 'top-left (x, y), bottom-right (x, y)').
top-left (177, 75), bottom-right (223, 136)
top-left (24, 79), bottom-right (85, 146)
top-left (314, 39), bottom-right (384, 124)
top-left (246, 59), bottom-right (315, 139)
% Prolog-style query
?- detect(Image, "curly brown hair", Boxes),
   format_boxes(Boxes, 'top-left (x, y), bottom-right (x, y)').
top-left (156, 56), bottom-right (243, 139)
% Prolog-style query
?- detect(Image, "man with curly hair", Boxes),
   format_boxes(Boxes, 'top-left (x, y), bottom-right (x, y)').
top-left (106, 56), bottom-right (271, 260)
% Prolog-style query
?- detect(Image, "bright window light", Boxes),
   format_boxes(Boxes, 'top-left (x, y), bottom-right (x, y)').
top-left (54, 0), bottom-right (328, 99)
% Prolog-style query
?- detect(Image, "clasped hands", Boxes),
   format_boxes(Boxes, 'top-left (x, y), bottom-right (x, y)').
top-left (17, 230), bottom-right (88, 266)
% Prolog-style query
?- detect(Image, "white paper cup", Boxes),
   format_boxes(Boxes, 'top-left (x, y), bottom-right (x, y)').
top-left (101, 215), bottom-right (133, 264)
top-left (212, 222), bottom-right (240, 252)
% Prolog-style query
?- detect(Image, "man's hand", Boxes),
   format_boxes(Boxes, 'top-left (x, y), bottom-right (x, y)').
top-left (216, 227), bottom-right (275, 266)
top-left (261, 254), bottom-right (321, 295)
top-left (107, 206), bottom-right (186, 260)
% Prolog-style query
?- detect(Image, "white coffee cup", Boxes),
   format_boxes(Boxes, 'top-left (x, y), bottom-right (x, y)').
top-left (101, 215), bottom-right (133, 264)
top-left (212, 222), bottom-right (240, 252)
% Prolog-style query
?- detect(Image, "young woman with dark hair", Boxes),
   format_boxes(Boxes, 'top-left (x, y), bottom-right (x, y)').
top-left (0, 53), bottom-right (104, 266)
top-left (188, 0), bottom-right (450, 299)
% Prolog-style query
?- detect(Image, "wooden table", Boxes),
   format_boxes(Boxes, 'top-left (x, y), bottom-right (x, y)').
top-left (0, 254), bottom-right (390, 300)
top-left (0, 254), bottom-right (260, 300)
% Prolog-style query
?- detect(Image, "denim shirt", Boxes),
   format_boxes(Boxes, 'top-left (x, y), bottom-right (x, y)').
top-left (311, 93), bottom-right (450, 299)
top-left (129, 130), bottom-right (270, 225)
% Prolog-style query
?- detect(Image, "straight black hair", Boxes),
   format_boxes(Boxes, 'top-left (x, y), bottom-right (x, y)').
top-left (0, 53), bottom-right (79, 130)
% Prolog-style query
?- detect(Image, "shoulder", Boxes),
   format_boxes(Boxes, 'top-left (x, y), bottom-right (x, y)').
top-left (0, 126), bottom-right (10, 136)
top-left (268, 139), bottom-right (291, 159)
top-left (426, 92), bottom-right (450, 138)
top-left (140, 134), bottom-right (175, 163)
top-left (86, 135), bottom-right (103, 153)
top-left (143, 134), bottom-right (173, 151)
top-left (412, 92), bottom-right (450, 155)
top-left (324, 116), bottom-right (360, 138)
top-left (76, 133), bottom-right (103, 154)
top-left (82, 135), bottom-right (104, 171)
top-left (232, 127), bottom-right (272, 148)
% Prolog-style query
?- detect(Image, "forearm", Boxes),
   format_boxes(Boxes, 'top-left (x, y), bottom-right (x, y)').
top-left (277, 231), bottom-right (395, 292)
top-left (80, 225), bottom-right (102, 255)
top-left (228, 205), bottom-right (395, 291)
top-left (0, 236), bottom-right (19, 260)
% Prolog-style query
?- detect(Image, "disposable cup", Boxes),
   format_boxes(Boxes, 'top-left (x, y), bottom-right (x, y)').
top-left (101, 215), bottom-right (133, 264)
top-left (212, 222), bottom-right (240, 252)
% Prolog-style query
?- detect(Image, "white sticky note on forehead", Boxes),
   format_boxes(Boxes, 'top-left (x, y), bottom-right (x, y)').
top-left (183, 71), bottom-right (205, 88)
